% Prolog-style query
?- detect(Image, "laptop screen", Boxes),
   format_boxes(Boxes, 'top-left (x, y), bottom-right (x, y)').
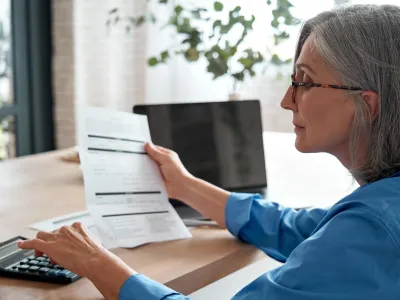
top-left (133, 100), bottom-right (267, 191)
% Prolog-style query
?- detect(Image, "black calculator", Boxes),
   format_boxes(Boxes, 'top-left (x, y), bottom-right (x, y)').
top-left (0, 236), bottom-right (80, 284)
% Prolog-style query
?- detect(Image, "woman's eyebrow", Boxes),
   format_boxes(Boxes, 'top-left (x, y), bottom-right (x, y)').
top-left (295, 63), bottom-right (316, 75)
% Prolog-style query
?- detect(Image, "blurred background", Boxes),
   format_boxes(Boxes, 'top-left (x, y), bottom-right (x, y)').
top-left (0, 0), bottom-right (397, 160)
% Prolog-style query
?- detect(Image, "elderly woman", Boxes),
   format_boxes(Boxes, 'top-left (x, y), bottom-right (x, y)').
top-left (18, 4), bottom-right (400, 300)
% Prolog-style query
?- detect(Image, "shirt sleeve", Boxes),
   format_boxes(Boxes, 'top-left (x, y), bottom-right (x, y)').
top-left (232, 209), bottom-right (400, 300)
top-left (119, 274), bottom-right (190, 300)
top-left (225, 192), bottom-right (329, 261)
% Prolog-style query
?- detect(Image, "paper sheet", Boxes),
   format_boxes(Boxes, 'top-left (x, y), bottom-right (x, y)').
top-left (77, 106), bottom-right (192, 249)
top-left (29, 211), bottom-right (104, 244)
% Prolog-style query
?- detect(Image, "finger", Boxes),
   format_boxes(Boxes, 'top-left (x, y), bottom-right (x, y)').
top-left (155, 146), bottom-right (173, 154)
top-left (72, 222), bottom-right (102, 245)
top-left (71, 222), bottom-right (83, 231)
top-left (35, 250), bottom-right (44, 257)
top-left (148, 143), bottom-right (175, 157)
top-left (37, 231), bottom-right (57, 242)
top-left (71, 222), bottom-right (89, 237)
top-left (145, 142), bottom-right (164, 163)
top-left (18, 239), bottom-right (47, 253)
top-left (59, 225), bottom-right (74, 235)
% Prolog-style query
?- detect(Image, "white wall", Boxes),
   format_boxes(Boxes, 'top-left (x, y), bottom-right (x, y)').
top-left (74, 0), bottom-right (147, 112)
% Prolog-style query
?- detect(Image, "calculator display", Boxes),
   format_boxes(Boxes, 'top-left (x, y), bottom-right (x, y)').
top-left (0, 240), bottom-right (23, 260)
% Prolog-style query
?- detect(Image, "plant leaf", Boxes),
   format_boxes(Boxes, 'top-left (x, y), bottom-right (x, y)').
top-left (184, 48), bottom-right (200, 61)
top-left (213, 20), bottom-right (222, 30)
top-left (271, 54), bottom-right (283, 65)
top-left (214, 1), bottom-right (224, 12)
top-left (175, 5), bottom-right (183, 15)
top-left (136, 16), bottom-right (146, 26)
top-left (232, 72), bottom-right (245, 81)
top-left (238, 58), bottom-right (252, 68)
top-left (148, 57), bottom-right (159, 66)
top-left (161, 50), bottom-right (169, 61)
top-left (207, 57), bottom-right (228, 78)
top-left (191, 10), bottom-right (201, 19)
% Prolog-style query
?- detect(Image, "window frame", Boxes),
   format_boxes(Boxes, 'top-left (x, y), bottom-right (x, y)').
top-left (0, 0), bottom-right (54, 157)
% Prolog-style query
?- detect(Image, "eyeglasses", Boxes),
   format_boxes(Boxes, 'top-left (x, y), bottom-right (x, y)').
top-left (291, 73), bottom-right (364, 103)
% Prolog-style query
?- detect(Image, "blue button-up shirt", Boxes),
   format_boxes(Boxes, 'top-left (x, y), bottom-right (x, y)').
top-left (120, 173), bottom-right (400, 299)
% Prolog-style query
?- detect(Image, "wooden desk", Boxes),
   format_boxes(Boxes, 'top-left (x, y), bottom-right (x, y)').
top-left (0, 150), bottom-right (264, 300)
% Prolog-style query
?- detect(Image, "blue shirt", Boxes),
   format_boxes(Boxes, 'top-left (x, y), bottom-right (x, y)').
top-left (119, 173), bottom-right (400, 299)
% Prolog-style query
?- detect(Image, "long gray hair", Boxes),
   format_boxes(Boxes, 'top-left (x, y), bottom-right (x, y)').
top-left (295, 4), bottom-right (400, 183)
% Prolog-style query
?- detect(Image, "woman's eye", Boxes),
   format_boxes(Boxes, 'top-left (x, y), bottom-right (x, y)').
top-left (302, 73), bottom-right (312, 83)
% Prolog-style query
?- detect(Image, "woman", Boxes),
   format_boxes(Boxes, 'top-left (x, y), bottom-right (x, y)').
top-left (18, 4), bottom-right (400, 300)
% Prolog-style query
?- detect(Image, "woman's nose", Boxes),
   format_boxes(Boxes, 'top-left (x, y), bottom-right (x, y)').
top-left (280, 87), bottom-right (298, 112)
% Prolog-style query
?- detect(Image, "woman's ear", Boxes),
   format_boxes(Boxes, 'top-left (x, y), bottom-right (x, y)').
top-left (360, 91), bottom-right (380, 121)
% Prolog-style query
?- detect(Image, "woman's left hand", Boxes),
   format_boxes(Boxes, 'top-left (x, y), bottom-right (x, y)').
top-left (18, 222), bottom-right (109, 277)
top-left (18, 222), bottom-right (135, 300)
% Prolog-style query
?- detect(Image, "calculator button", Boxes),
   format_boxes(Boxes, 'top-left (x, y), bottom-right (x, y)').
top-left (28, 266), bottom-right (40, 272)
top-left (18, 265), bottom-right (30, 271)
top-left (38, 267), bottom-right (50, 273)
top-left (28, 255), bottom-right (36, 260)
top-left (48, 269), bottom-right (60, 276)
top-left (36, 257), bottom-right (46, 261)
top-left (21, 259), bottom-right (29, 264)
top-left (28, 260), bottom-right (39, 265)
top-left (54, 265), bottom-right (64, 270)
top-left (38, 262), bottom-right (51, 267)
top-left (56, 270), bottom-right (73, 278)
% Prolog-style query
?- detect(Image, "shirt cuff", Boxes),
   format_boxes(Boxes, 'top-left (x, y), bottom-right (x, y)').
top-left (225, 192), bottom-right (262, 238)
top-left (119, 274), bottom-right (182, 300)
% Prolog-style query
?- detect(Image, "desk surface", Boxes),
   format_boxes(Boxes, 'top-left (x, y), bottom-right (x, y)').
top-left (0, 150), bottom-right (264, 300)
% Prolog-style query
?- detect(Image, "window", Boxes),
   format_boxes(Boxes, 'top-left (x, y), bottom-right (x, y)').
top-left (0, 0), bottom-right (14, 159)
top-left (0, 0), bottom-right (54, 160)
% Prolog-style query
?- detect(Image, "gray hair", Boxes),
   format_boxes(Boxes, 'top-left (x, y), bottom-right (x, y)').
top-left (295, 4), bottom-right (400, 183)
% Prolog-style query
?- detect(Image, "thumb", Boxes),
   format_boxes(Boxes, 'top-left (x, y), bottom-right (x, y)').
top-left (145, 142), bottom-right (164, 163)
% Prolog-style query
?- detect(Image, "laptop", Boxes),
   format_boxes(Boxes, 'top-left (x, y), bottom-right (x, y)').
top-left (133, 100), bottom-right (267, 219)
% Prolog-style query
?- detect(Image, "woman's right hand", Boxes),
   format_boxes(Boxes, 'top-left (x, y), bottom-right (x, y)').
top-left (145, 142), bottom-right (194, 201)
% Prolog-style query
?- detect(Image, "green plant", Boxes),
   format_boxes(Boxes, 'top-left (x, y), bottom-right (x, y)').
top-left (107, 0), bottom-right (300, 92)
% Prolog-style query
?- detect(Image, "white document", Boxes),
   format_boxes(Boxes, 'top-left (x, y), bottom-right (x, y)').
top-left (78, 106), bottom-right (192, 249)
top-left (29, 211), bottom-right (102, 243)
top-left (29, 211), bottom-right (94, 233)
top-left (29, 211), bottom-right (124, 249)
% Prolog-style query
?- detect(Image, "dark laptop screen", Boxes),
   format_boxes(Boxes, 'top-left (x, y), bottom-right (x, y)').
top-left (133, 100), bottom-right (267, 190)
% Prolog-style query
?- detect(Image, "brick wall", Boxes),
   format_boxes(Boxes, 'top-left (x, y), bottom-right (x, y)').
top-left (52, 0), bottom-right (75, 149)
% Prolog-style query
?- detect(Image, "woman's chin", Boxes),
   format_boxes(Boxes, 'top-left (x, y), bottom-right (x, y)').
top-left (294, 136), bottom-right (313, 153)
